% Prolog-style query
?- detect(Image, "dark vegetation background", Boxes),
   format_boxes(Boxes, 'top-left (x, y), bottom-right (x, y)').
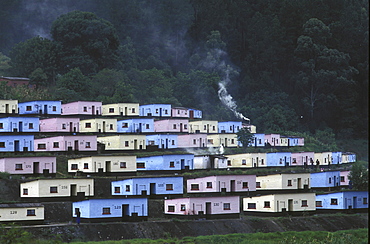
top-left (0, 0), bottom-right (368, 147)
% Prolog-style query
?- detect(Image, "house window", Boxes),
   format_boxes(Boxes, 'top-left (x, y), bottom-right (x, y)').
top-left (340, 176), bottom-right (345, 182)
top-left (102, 207), bottom-right (111, 215)
top-left (114, 187), bottom-right (120, 193)
top-left (37, 144), bottom-right (46, 149)
top-left (23, 188), bottom-right (28, 195)
top-left (292, 158), bottom-right (297, 164)
top-left (146, 124), bottom-right (150, 129)
top-left (15, 164), bottom-right (23, 170)
top-left (53, 142), bottom-right (59, 148)
top-left (85, 123), bottom-right (91, 128)
top-left (206, 182), bottom-right (212, 188)
top-left (109, 108), bottom-right (114, 113)
top-left (193, 139), bottom-right (196, 145)
top-left (125, 185), bottom-right (130, 192)
top-left (0, 123), bottom-right (3, 129)
top-left (27, 209), bottom-right (36, 216)
top-left (242, 182), bottom-right (248, 189)
top-left (203, 125), bottom-right (207, 130)
top-left (29, 123), bottom-right (33, 129)
top-left (264, 201), bottom-right (271, 208)
top-left (231, 139), bottom-right (235, 144)
top-left (169, 161), bottom-right (175, 168)
top-left (287, 180), bottom-right (292, 186)
top-left (256, 182), bottom-right (261, 188)
top-left (52, 106), bottom-right (56, 111)
top-left (132, 108), bottom-right (135, 113)
top-left (26, 106), bottom-right (32, 111)
top-left (109, 124), bottom-right (114, 130)
top-left (71, 164), bottom-right (78, 170)
top-left (316, 201), bottom-right (323, 207)
top-left (191, 184), bottom-right (199, 190)
top-left (83, 107), bottom-right (87, 112)
top-left (248, 203), bottom-right (256, 209)
top-left (212, 126), bottom-right (215, 131)
top-left (242, 159), bottom-right (246, 165)
top-left (261, 159), bottom-right (264, 165)
top-left (120, 162), bottom-right (126, 168)
top-left (171, 140), bottom-right (175, 145)
top-left (223, 203), bottom-right (231, 210)
top-left (156, 109), bottom-right (159, 113)
top-left (125, 141), bottom-right (129, 147)
top-left (301, 200), bottom-right (308, 207)
top-left (62, 124), bottom-right (67, 129)
top-left (83, 163), bottom-right (88, 169)
top-left (50, 186), bottom-right (58, 193)
top-left (330, 198), bottom-right (338, 205)
top-left (0, 142), bottom-right (6, 148)
top-left (137, 163), bottom-right (145, 168)
top-left (85, 142), bottom-right (91, 148)
top-left (363, 198), bottom-right (368, 204)
top-left (166, 184), bottom-right (173, 190)
top-left (173, 124), bottom-right (177, 129)
top-left (122, 123), bottom-right (128, 128)
top-left (227, 160), bottom-right (231, 166)
top-left (164, 109), bottom-right (168, 114)
top-left (180, 204), bottom-right (186, 211)
top-left (168, 206), bottom-right (175, 212)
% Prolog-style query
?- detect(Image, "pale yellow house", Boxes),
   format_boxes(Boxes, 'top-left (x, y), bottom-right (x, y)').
top-left (280, 137), bottom-right (289, 147)
top-left (0, 203), bottom-right (44, 223)
top-left (243, 192), bottom-right (316, 213)
top-left (98, 135), bottom-right (147, 150)
top-left (189, 120), bottom-right (218, 134)
top-left (20, 179), bottom-right (94, 198)
top-left (256, 173), bottom-right (310, 190)
top-left (207, 134), bottom-right (239, 148)
top-left (243, 124), bottom-right (256, 133)
top-left (314, 152), bottom-right (332, 166)
top-left (0, 99), bottom-right (18, 114)
top-left (80, 118), bottom-right (117, 133)
top-left (225, 153), bottom-right (253, 168)
top-left (102, 103), bottom-right (139, 116)
top-left (68, 155), bottom-right (137, 173)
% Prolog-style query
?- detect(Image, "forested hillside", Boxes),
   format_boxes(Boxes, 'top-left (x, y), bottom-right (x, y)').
top-left (0, 0), bottom-right (368, 140)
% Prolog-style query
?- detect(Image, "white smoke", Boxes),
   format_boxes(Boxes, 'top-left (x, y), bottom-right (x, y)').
top-left (185, 146), bottom-right (224, 156)
top-left (218, 65), bottom-right (250, 122)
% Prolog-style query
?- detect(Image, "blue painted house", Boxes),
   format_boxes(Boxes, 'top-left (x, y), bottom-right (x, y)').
top-left (331, 152), bottom-right (342, 165)
top-left (136, 154), bottom-right (194, 171)
top-left (72, 198), bottom-right (148, 222)
top-left (218, 121), bottom-right (242, 133)
top-left (188, 108), bottom-right (202, 119)
top-left (146, 134), bottom-right (178, 149)
top-left (342, 152), bottom-right (356, 164)
top-left (117, 118), bottom-right (154, 133)
top-left (0, 117), bottom-right (39, 132)
top-left (18, 101), bottom-right (62, 115)
top-left (139, 104), bottom-right (171, 117)
top-left (111, 177), bottom-right (183, 196)
top-left (266, 152), bottom-right (292, 167)
top-left (249, 134), bottom-right (265, 147)
top-left (310, 171), bottom-right (341, 188)
top-left (0, 135), bottom-right (34, 152)
top-left (316, 191), bottom-right (368, 211)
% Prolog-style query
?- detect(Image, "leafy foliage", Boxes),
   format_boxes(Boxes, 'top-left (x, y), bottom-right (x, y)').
top-left (348, 161), bottom-right (369, 191)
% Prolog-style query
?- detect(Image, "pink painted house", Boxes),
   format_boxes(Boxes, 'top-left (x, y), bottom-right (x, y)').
top-left (291, 152), bottom-right (315, 167)
top-left (171, 107), bottom-right (189, 118)
top-left (265, 134), bottom-right (280, 147)
top-left (154, 119), bottom-right (189, 133)
top-left (39, 118), bottom-right (80, 133)
top-left (165, 196), bottom-right (240, 218)
top-left (177, 134), bottom-right (207, 148)
top-left (34, 135), bottom-right (97, 152)
top-left (187, 175), bottom-right (256, 193)
top-left (61, 101), bottom-right (102, 116)
top-left (0, 156), bottom-right (56, 175)
top-left (340, 170), bottom-right (351, 187)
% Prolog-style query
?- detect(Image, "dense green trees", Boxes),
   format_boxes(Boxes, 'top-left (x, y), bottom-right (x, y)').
top-left (0, 0), bottom-right (367, 140)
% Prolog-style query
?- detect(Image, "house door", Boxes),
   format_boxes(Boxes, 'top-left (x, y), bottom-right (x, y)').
top-left (353, 197), bottom-right (357, 209)
top-left (139, 123), bottom-right (142, 133)
top-left (206, 202), bottom-right (211, 215)
top-left (14, 140), bottom-right (20, 152)
top-left (105, 161), bottom-right (111, 173)
top-left (122, 204), bottom-right (129, 220)
top-left (44, 105), bottom-right (48, 114)
top-left (230, 180), bottom-right (235, 192)
top-left (18, 121), bottom-right (23, 132)
top-left (297, 178), bottom-right (302, 189)
top-left (181, 159), bottom-right (185, 169)
top-left (69, 122), bottom-right (73, 132)
top-left (159, 108), bottom-right (162, 117)
top-left (92, 106), bottom-right (95, 115)
top-left (256, 157), bottom-right (259, 167)
top-left (288, 199), bottom-right (293, 212)
top-left (103, 121), bottom-right (106, 133)
top-left (134, 139), bottom-right (137, 150)
top-left (199, 138), bottom-right (202, 147)
top-left (124, 107), bottom-right (128, 116)
top-left (165, 138), bottom-right (168, 149)
top-left (189, 110), bottom-right (194, 119)
top-left (180, 123), bottom-right (183, 132)
top-left (5, 104), bottom-right (9, 113)
top-left (74, 140), bottom-right (79, 151)
top-left (70, 184), bottom-right (77, 196)
top-left (150, 183), bottom-right (156, 195)
top-left (33, 162), bottom-right (39, 174)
